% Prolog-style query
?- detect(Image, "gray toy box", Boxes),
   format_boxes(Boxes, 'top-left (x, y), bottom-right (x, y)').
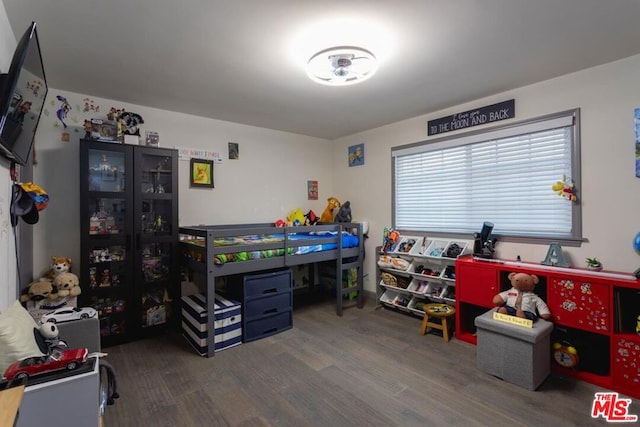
top-left (474, 309), bottom-right (553, 390)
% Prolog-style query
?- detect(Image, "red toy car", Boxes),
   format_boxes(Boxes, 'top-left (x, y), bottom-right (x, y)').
top-left (3, 348), bottom-right (88, 381)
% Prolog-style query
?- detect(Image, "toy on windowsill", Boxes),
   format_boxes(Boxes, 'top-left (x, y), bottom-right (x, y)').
top-left (492, 272), bottom-right (551, 321)
top-left (320, 197), bottom-right (341, 223)
top-left (552, 176), bottom-right (577, 202)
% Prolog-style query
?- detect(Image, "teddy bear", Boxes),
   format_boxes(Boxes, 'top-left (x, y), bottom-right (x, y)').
top-left (42, 256), bottom-right (72, 282)
top-left (20, 279), bottom-right (59, 303)
top-left (320, 197), bottom-right (341, 223)
top-left (492, 272), bottom-right (551, 321)
top-left (53, 272), bottom-right (82, 297)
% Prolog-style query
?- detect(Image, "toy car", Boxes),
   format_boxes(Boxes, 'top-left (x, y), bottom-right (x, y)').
top-left (41, 306), bottom-right (97, 323)
top-left (3, 348), bottom-right (88, 380)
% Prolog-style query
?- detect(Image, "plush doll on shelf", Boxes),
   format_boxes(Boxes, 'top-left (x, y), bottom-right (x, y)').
top-left (320, 197), bottom-right (341, 223)
top-left (42, 256), bottom-right (72, 282)
top-left (53, 271), bottom-right (82, 297)
top-left (20, 279), bottom-right (59, 303)
top-left (492, 272), bottom-right (551, 321)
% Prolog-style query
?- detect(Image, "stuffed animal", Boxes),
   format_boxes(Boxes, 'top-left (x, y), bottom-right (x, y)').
top-left (552, 178), bottom-right (577, 202)
top-left (38, 322), bottom-right (68, 354)
top-left (53, 272), bottom-right (81, 297)
top-left (320, 197), bottom-right (341, 223)
top-left (304, 210), bottom-right (319, 226)
top-left (43, 256), bottom-right (72, 281)
top-left (492, 272), bottom-right (551, 321)
top-left (287, 208), bottom-right (306, 226)
top-left (20, 279), bottom-right (59, 303)
top-left (334, 200), bottom-right (352, 223)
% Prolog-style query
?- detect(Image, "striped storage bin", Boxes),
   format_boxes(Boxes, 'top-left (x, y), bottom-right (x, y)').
top-left (181, 293), bottom-right (242, 355)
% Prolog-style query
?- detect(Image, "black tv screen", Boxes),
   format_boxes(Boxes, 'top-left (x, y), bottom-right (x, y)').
top-left (0, 22), bottom-right (48, 166)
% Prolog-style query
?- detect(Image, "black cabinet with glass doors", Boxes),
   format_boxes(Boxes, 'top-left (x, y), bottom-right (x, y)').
top-left (79, 139), bottom-right (179, 347)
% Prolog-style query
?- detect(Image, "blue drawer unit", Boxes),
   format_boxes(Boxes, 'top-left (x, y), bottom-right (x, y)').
top-left (239, 268), bottom-right (293, 342)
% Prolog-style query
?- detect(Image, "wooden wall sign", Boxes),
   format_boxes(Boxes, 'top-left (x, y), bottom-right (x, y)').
top-left (427, 99), bottom-right (515, 136)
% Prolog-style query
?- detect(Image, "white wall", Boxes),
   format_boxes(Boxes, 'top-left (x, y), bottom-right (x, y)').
top-left (0, 5), bottom-right (18, 311)
top-left (31, 90), bottom-right (334, 280)
top-left (334, 54), bottom-right (640, 292)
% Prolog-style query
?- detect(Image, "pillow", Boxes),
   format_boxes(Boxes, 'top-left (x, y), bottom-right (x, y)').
top-left (0, 300), bottom-right (45, 375)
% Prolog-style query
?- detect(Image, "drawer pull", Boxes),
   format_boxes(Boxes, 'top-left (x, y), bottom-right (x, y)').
top-left (263, 328), bottom-right (277, 334)
top-left (264, 308), bottom-right (278, 314)
top-left (262, 288), bottom-right (278, 294)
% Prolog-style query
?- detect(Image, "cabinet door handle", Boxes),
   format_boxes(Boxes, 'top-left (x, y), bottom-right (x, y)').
top-left (136, 233), bottom-right (141, 249)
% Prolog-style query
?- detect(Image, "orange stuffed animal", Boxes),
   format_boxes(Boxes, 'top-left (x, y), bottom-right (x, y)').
top-left (320, 197), bottom-right (341, 223)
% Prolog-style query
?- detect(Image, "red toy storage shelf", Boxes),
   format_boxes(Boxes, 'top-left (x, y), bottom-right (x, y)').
top-left (455, 256), bottom-right (640, 400)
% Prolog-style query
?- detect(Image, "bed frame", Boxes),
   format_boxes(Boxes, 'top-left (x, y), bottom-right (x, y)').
top-left (179, 222), bottom-right (364, 357)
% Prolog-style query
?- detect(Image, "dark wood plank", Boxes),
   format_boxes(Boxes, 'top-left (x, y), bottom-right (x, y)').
top-left (102, 297), bottom-right (637, 426)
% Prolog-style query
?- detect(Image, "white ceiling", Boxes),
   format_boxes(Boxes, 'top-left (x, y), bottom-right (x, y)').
top-left (4, 0), bottom-right (640, 140)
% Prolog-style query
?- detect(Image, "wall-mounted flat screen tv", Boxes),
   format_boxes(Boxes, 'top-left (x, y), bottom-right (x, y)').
top-left (0, 21), bottom-right (48, 166)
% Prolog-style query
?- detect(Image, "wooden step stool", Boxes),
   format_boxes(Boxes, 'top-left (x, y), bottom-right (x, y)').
top-left (420, 303), bottom-right (456, 342)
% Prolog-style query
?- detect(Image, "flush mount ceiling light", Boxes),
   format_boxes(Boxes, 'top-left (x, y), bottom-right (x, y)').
top-left (306, 46), bottom-right (378, 86)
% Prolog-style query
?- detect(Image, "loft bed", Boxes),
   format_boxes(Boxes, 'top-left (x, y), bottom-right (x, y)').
top-left (179, 222), bottom-right (364, 357)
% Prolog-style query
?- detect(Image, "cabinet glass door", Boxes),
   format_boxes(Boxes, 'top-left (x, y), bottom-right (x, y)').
top-left (80, 142), bottom-right (134, 346)
top-left (134, 147), bottom-right (179, 332)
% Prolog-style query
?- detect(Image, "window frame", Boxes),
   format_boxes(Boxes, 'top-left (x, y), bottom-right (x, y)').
top-left (391, 108), bottom-right (582, 246)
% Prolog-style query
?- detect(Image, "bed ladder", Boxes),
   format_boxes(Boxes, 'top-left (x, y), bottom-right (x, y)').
top-left (336, 223), bottom-right (365, 316)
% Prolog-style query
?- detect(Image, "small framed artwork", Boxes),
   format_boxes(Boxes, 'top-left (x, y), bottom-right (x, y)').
top-left (228, 142), bottom-right (239, 160)
top-left (635, 108), bottom-right (640, 177)
top-left (190, 158), bottom-right (214, 188)
top-left (348, 143), bottom-right (364, 167)
top-left (307, 180), bottom-right (318, 200)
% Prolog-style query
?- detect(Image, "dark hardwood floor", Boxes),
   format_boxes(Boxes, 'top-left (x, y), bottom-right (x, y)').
top-left (102, 296), bottom-right (636, 426)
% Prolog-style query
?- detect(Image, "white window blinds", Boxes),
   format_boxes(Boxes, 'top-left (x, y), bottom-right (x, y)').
top-left (392, 110), bottom-right (580, 240)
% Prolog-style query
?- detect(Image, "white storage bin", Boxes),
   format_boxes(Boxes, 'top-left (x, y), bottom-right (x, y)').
top-left (407, 297), bottom-right (428, 317)
top-left (441, 285), bottom-right (456, 304)
top-left (425, 240), bottom-right (448, 258)
top-left (425, 282), bottom-right (445, 301)
top-left (380, 289), bottom-right (400, 305)
top-left (393, 236), bottom-right (421, 255)
top-left (442, 240), bottom-right (469, 259)
top-left (409, 237), bottom-right (431, 256)
top-left (407, 278), bottom-right (430, 295)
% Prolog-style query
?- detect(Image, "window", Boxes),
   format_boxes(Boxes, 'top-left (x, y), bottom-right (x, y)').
top-left (392, 109), bottom-right (581, 243)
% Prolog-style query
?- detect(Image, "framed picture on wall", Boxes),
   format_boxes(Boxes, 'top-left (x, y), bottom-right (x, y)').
top-left (348, 143), bottom-right (364, 167)
top-left (190, 158), bottom-right (214, 188)
top-left (307, 180), bottom-right (318, 200)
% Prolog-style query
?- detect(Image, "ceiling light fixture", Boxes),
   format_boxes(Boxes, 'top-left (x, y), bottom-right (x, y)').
top-left (306, 46), bottom-right (378, 86)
